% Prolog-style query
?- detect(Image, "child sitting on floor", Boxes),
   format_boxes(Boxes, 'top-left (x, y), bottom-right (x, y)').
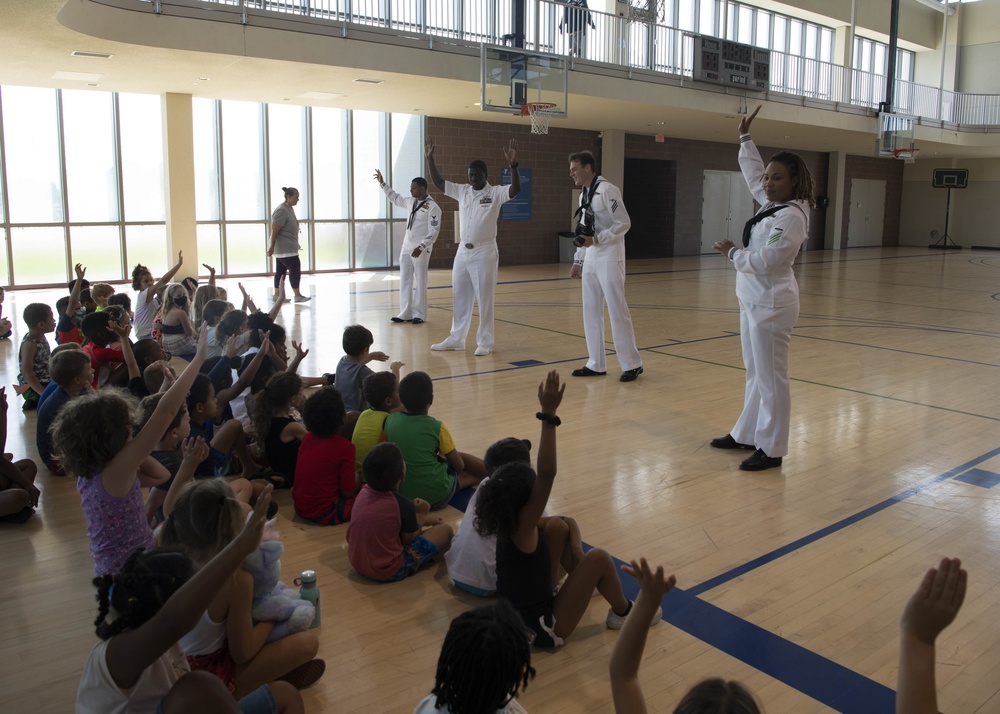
top-left (414, 599), bottom-right (535, 714)
top-left (384, 371), bottom-right (486, 510)
top-left (294, 386), bottom-right (358, 524)
top-left (76, 491), bottom-right (304, 714)
top-left (0, 388), bottom-right (40, 523)
top-left (132, 252), bottom-right (183, 341)
top-left (16, 303), bottom-right (55, 410)
top-left (162, 479), bottom-right (324, 697)
top-left (347, 442), bottom-right (453, 582)
top-left (252, 373), bottom-right (306, 488)
top-left (351, 372), bottom-right (402, 482)
top-left (475, 371), bottom-right (662, 648)
top-left (52, 328), bottom-right (208, 576)
top-left (334, 324), bottom-right (402, 413)
top-left (36, 346), bottom-right (93, 475)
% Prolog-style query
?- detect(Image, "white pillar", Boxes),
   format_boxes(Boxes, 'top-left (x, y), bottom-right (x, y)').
top-left (162, 92), bottom-right (198, 279)
top-left (600, 128), bottom-right (626, 188)
top-left (825, 151), bottom-right (847, 251)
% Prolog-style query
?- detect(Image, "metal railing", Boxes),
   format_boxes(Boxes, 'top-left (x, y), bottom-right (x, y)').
top-left (152, 0), bottom-right (1000, 128)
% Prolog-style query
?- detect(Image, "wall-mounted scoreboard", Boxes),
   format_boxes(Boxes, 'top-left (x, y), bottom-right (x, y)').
top-left (693, 35), bottom-right (770, 91)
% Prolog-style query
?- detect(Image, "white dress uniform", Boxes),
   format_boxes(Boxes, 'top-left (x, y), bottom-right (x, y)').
top-left (727, 135), bottom-right (810, 459)
top-left (573, 177), bottom-right (642, 374)
top-left (383, 184), bottom-right (441, 321)
top-left (438, 180), bottom-right (514, 351)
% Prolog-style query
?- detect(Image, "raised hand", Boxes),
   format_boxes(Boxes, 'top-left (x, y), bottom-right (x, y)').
top-left (202, 263), bottom-right (216, 276)
top-left (621, 558), bottom-right (677, 602)
top-left (195, 323), bottom-right (208, 360)
top-left (176, 250), bottom-right (184, 266)
top-left (503, 138), bottom-right (518, 164)
top-left (75, 263), bottom-right (87, 280)
top-left (739, 105), bottom-right (761, 135)
top-left (374, 169), bottom-right (385, 185)
top-left (235, 484), bottom-right (273, 556)
top-left (180, 436), bottom-right (210, 467)
top-left (537, 369), bottom-right (565, 415)
top-left (238, 282), bottom-right (249, 297)
top-left (368, 350), bottom-right (389, 363)
top-left (901, 557), bottom-right (967, 646)
top-left (390, 360), bottom-right (404, 372)
top-left (424, 138), bottom-right (435, 158)
top-left (292, 339), bottom-right (308, 360)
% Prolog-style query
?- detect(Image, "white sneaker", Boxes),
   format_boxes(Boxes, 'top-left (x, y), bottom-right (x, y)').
top-left (605, 601), bottom-right (663, 630)
top-left (431, 341), bottom-right (464, 351)
top-left (474, 346), bottom-right (491, 356)
top-left (294, 295), bottom-right (311, 303)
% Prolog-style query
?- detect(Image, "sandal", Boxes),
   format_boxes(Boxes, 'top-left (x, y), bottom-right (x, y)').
top-left (278, 658), bottom-right (326, 690)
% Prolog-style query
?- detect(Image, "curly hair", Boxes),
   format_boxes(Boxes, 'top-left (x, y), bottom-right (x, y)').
top-left (431, 599), bottom-right (535, 713)
top-left (52, 390), bottom-right (139, 478)
top-left (473, 462), bottom-right (536, 540)
top-left (92, 547), bottom-right (193, 640)
top-left (251, 372), bottom-right (302, 444)
top-left (768, 151), bottom-right (816, 209)
top-left (302, 386), bottom-right (345, 439)
top-left (160, 480), bottom-right (243, 564)
top-left (362, 372), bottom-right (397, 411)
top-left (674, 678), bottom-right (762, 714)
top-left (131, 263), bottom-right (151, 291)
top-left (398, 371), bottom-right (433, 414)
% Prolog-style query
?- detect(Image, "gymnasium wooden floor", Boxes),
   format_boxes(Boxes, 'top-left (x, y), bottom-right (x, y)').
top-left (1, 247), bottom-right (998, 713)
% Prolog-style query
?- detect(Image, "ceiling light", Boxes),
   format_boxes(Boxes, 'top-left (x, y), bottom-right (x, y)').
top-left (198, 77), bottom-right (211, 81)
top-left (52, 71), bottom-right (103, 82)
top-left (352, 78), bottom-right (384, 85)
top-left (71, 50), bottom-right (113, 59)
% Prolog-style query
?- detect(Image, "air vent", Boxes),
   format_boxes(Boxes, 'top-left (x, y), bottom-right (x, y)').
top-left (71, 51), bottom-right (114, 59)
top-left (352, 78), bottom-right (384, 85)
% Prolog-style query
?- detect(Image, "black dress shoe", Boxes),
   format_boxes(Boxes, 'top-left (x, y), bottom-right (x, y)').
top-left (739, 449), bottom-right (783, 471)
top-left (619, 366), bottom-right (644, 382)
top-left (710, 434), bottom-right (756, 450)
top-left (571, 366), bottom-right (607, 377)
top-left (411, 318), bottom-right (424, 324)
top-left (390, 317), bottom-right (406, 323)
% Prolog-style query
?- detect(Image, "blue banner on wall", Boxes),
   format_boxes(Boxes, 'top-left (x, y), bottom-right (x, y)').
top-left (500, 167), bottom-right (532, 220)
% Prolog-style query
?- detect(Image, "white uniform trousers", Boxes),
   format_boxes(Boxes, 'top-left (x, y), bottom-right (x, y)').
top-left (397, 249), bottom-right (431, 321)
top-left (444, 244), bottom-right (498, 349)
top-left (582, 260), bottom-right (641, 373)
top-left (730, 299), bottom-right (799, 458)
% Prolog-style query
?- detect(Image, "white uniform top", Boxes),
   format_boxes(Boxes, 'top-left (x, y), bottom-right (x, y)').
top-left (572, 176), bottom-right (631, 263)
top-left (383, 185), bottom-right (442, 253)
top-left (731, 136), bottom-right (810, 308)
top-left (77, 639), bottom-right (189, 714)
top-left (443, 180), bottom-right (513, 247)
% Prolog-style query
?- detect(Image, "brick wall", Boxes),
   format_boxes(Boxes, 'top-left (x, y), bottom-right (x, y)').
top-left (425, 116), bottom-right (599, 269)
top-left (841, 155), bottom-right (904, 247)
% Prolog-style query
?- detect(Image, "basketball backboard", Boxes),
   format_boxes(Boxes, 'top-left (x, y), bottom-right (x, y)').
top-left (481, 44), bottom-right (568, 118)
top-left (932, 168), bottom-right (969, 189)
top-left (876, 112), bottom-right (915, 156)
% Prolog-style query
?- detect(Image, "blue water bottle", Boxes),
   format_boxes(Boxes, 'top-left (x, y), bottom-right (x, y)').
top-left (295, 570), bottom-right (321, 628)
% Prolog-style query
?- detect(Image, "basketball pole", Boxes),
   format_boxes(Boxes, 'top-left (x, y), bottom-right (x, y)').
top-left (929, 186), bottom-right (961, 250)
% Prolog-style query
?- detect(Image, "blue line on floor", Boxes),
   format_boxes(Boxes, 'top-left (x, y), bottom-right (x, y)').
top-left (686, 446), bottom-right (1000, 597)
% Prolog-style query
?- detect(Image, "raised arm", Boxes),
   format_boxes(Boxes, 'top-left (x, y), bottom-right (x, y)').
top-left (503, 139), bottom-right (521, 199)
top-left (152, 251), bottom-right (184, 297)
top-left (896, 557), bottom-right (967, 714)
top-left (611, 558), bottom-right (677, 714)
top-left (202, 263), bottom-right (216, 287)
top-left (162, 437), bottom-right (209, 519)
top-left (511, 371), bottom-right (565, 552)
top-left (111, 322), bottom-right (140, 382)
top-left (103, 326), bottom-right (208, 496)
top-left (737, 105), bottom-right (767, 205)
top-left (105, 487), bottom-right (272, 690)
top-left (424, 138), bottom-right (446, 192)
top-left (68, 263), bottom-right (87, 316)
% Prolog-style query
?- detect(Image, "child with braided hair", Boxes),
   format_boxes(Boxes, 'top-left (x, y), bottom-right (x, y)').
top-left (414, 598), bottom-right (535, 713)
top-left (76, 488), bottom-right (304, 713)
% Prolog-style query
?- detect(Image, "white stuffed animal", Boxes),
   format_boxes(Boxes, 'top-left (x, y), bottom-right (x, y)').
top-left (243, 538), bottom-right (315, 643)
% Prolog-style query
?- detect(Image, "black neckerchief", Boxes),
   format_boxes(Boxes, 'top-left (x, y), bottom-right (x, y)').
top-left (742, 203), bottom-right (789, 247)
top-left (407, 198), bottom-right (427, 230)
top-left (575, 175), bottom-right (603, 221)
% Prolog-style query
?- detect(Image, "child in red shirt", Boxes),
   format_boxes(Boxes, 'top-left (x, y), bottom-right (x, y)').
top-left (293, 387), bottom-right (359, 524)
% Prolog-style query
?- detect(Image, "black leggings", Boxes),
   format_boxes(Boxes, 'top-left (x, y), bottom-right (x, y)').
top-left (274, 256), bottom-right (301, 291)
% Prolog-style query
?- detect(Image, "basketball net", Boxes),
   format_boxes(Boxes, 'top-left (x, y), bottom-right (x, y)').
top-left (524, 102), bottom-right (557, 135)
top-left (893, 148), bottom-right (920, 164)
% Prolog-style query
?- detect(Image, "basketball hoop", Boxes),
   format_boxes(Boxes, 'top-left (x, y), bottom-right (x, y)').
top-left (893, 148), bottom-right (920, 164)
top-left (522, 102), bottom-right (557, 135)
